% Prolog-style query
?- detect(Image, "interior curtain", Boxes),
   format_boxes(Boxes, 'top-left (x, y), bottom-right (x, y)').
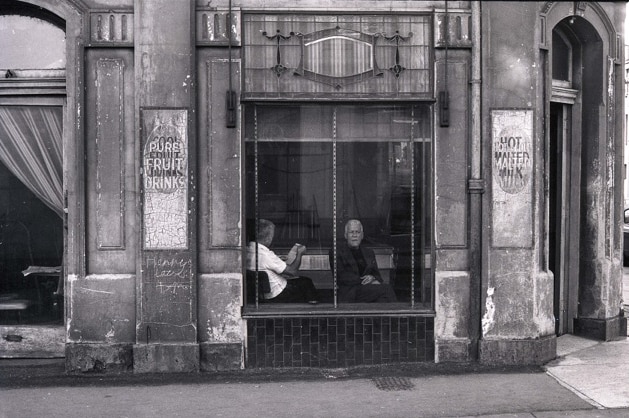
top-left (0, 106), bottom-right (63, 218)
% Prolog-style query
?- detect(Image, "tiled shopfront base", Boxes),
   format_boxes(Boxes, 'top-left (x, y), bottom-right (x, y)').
top-left (246, 316), bottom-right (434, 368)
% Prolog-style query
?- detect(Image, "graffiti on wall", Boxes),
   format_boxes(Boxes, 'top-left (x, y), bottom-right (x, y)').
top-left (142, 109), bottom-right (188, 249)
top-left (141, 253), bottom-right (195, 341)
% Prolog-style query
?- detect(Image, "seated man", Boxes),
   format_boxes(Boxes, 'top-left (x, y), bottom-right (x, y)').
top-left (246, 219), bottom-right (318, 304)
top-left (330, 219), bottom-right (397, 303)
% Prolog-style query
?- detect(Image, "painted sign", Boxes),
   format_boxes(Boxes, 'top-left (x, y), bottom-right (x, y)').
top-left (493, 121), bottom-right (532, 194)
top-left (142, 109), bottom-right (188, 249)
top-left (491, 109), bottom-right (534, 247)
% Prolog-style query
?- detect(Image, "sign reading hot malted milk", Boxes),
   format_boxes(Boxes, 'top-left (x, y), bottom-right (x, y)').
top-left (491, 109), bottom-right (534, 247)
top-left (142, 109), bottom-right (188, 250)
top-left (493, 133), bottom-right (532, 194)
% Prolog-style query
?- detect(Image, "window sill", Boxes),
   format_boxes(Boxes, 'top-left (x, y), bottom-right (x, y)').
top-left (242, 302), bottom-right (434, 318)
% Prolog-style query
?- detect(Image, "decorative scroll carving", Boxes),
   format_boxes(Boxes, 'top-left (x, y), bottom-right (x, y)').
top-left (294, 27), bottom-right (383, 89)
top-left (574, 2), bottom-right (588, 16)
top-left (244, 14), bottom-right (432, 99)
top-left (263, 30), bottom-right (294, 78)
top-left (382, 31), bottom-right (413, 78)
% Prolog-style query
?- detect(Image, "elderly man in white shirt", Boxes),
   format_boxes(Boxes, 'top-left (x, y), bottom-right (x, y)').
top-left (247, 219), bottom-right (318, 304)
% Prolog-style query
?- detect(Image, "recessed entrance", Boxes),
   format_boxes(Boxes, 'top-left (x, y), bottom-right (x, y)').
top-left (549, 15), bottom-right (607, 337)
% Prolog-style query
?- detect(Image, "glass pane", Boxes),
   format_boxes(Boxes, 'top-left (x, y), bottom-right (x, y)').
top-left (336, 106), bottom-right (415, 142)
top-left (552, 30), bottom-right (570, 82)
top-left (335, 140), bottom-right (430, 305)
top-left (0, 160), bottom-right (63, 325)
top-left (244, 105), bottom-right (333, 142)
top-left (0, 15), bottom-right (66, 71)
top-left (246, 141), bottom-right (333, 250)
top-left (245, 104), bottom-right (432, 308)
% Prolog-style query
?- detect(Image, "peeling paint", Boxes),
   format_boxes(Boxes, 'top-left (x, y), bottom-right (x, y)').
top-left (105, 325), bottom-right (115, 342)
top-left (482, 287), bottom-right (496, 336)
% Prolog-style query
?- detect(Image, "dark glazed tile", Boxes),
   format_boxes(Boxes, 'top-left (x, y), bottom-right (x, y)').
top-left (283, 318), bottom-right (292, 335)
top-left (364, 343), bottom-right (373, 360)
top-left (364, 324), bottom-right (373, 342)
top-left (391, 318), bottom-right (399, 333)
top-left (373, 318), bottom-right (381, 333)
top-left (265, 319), bottom-right (274, 334)
top-left (274, 327), bottom-right (283, 341)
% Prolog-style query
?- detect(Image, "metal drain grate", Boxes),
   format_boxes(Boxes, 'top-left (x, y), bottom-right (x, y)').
top-left (372, 376), bottom-right (415, 391)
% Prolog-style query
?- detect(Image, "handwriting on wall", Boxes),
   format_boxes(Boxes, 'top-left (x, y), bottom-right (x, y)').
top-left (141, 253), bottom-right (195, 341)
top-left (141, 109), bottom-right (188, 249)
top-left (145, 254), bottom-right (193, 295)
top-left (146, 255), bottom-right (193, 283)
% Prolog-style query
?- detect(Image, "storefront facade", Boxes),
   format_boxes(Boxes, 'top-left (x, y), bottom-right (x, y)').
top-left (0, 0), bottom-right (625, 372)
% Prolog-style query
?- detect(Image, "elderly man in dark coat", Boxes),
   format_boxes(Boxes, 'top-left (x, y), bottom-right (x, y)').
top-left (330, 219), bottom-right (397, 303)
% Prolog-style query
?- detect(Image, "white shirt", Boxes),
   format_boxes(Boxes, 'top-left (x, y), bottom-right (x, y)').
top-left (246, 242), bottom-right (287, 299)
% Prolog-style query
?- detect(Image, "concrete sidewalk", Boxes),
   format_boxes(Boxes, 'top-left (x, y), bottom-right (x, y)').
top-left (0, 333), bottom-right (628, 418)
top-left (545, 334), bottom-right (629, 410)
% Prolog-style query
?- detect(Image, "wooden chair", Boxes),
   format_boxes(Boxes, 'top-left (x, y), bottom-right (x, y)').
top-left (0, 294), bottom-right (31, 323)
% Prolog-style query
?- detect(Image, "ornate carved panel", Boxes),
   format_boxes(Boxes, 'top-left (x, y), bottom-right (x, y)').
top-left (197, 9), bottom-right (241, 46)
top-left (294, 27), bottom-right (383, 88)
top-left (434, 11), bottom-right (472, 48)
top-left (89, 11), bottom-right (133, 45)
top-left (243, 14), bottom-right (432, 99)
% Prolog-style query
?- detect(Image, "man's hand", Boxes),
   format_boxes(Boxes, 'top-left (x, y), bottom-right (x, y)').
top-left (295, 244), bottom-right (307, 255)
top-left (361, 275), bottom-right (380, 285)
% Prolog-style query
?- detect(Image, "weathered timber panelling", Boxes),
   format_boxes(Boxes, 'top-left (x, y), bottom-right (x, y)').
top-left (89, 11), bottom-right (134, 45)
top-left (95, 58), bottom-right (125, 250)
top-left (208, 59), bottom-right (241, 248)
top-left (85, 49), bottom-right (135, 274)
top-left (435, 56), bottom-right (468, 249)
top-left (196, 9), bottom-right (241, 46)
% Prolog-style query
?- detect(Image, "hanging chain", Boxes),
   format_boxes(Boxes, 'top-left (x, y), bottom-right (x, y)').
top-left (332, 108), bottom-right (338, 308)
top-left (254, 106), bottom-right (260, 309)
top-left (410, 107), bottom-right (416, 308)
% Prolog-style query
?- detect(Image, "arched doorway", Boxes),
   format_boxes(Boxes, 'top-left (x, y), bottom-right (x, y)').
top-left (548, 13), bottom-right (612, 336)
top-left (0, 2), bottom-right (67, 357)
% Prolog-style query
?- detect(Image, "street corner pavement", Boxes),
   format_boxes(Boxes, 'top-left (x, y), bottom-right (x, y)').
top-left (544, 334), bottom-right (629, 409)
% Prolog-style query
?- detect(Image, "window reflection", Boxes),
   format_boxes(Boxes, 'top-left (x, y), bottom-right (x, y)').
top-left (245, 104), bottom-right (431, 308)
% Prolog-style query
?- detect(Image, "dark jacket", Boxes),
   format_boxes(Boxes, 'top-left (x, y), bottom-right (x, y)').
top-left (329, 244), bottom-right (382, 301)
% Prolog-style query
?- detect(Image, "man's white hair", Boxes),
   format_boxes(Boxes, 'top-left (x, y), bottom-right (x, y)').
top-left (344, 219), bottom-right (363, 234)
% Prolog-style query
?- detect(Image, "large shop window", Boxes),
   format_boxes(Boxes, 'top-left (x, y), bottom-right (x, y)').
top-left (0, 10), bottom-right (65, 325)
top-left (245, 104), bottom-right (432, 311)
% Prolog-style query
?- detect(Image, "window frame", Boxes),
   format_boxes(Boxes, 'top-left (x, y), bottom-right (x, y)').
top-left (242, 101), bottom-right (435, 315)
